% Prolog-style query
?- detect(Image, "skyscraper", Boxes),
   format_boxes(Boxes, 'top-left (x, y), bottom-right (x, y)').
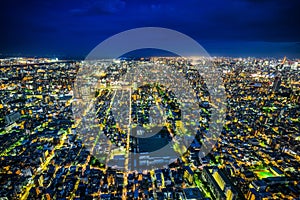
top-left (273, 76), bottom-right (281, 91)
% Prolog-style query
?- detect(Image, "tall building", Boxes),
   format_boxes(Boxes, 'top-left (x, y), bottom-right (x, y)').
top-left (202, 166), bottom-right (238, 200)
top-left (273, 76), bottom-right (281, 91)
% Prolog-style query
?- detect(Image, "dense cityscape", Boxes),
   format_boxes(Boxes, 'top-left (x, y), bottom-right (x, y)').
top-left (0, 56), bottom-right (299, 200)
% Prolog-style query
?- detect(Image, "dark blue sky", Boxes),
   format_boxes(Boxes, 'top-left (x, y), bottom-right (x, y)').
top-left (1, 0), bottom-right (300, 58)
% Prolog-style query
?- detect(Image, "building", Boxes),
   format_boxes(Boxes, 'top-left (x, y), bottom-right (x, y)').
top-left (183, 188), bottom-right (204, 200)
top-left (5, 112), bottom-right (21, 125)
top-left (249, 180), bottom-right (267, 192)
top-left (246, 188), bottom-right (271, 200)
top-left (273, 76), bottom-right (281, 91)
top-left (183, 166), bottom-right (194, 185)
top-left (202, 166), bottom-right (238, 200)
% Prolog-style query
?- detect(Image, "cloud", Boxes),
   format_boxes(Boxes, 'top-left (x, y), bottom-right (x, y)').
top-left (70, 0), bottom-right (126, 16)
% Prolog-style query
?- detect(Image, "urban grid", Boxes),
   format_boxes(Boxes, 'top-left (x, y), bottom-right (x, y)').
top-left (0, 56), bottom-right (299, 200)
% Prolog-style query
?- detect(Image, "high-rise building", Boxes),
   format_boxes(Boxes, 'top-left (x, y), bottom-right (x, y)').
top-left (273, 76), bottom-right (281, 91)
top-left (202, 166), bottom-right (238, 200)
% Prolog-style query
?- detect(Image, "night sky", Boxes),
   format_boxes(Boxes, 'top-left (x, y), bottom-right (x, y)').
top-left (1, 0), bottom-right (300, 59)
